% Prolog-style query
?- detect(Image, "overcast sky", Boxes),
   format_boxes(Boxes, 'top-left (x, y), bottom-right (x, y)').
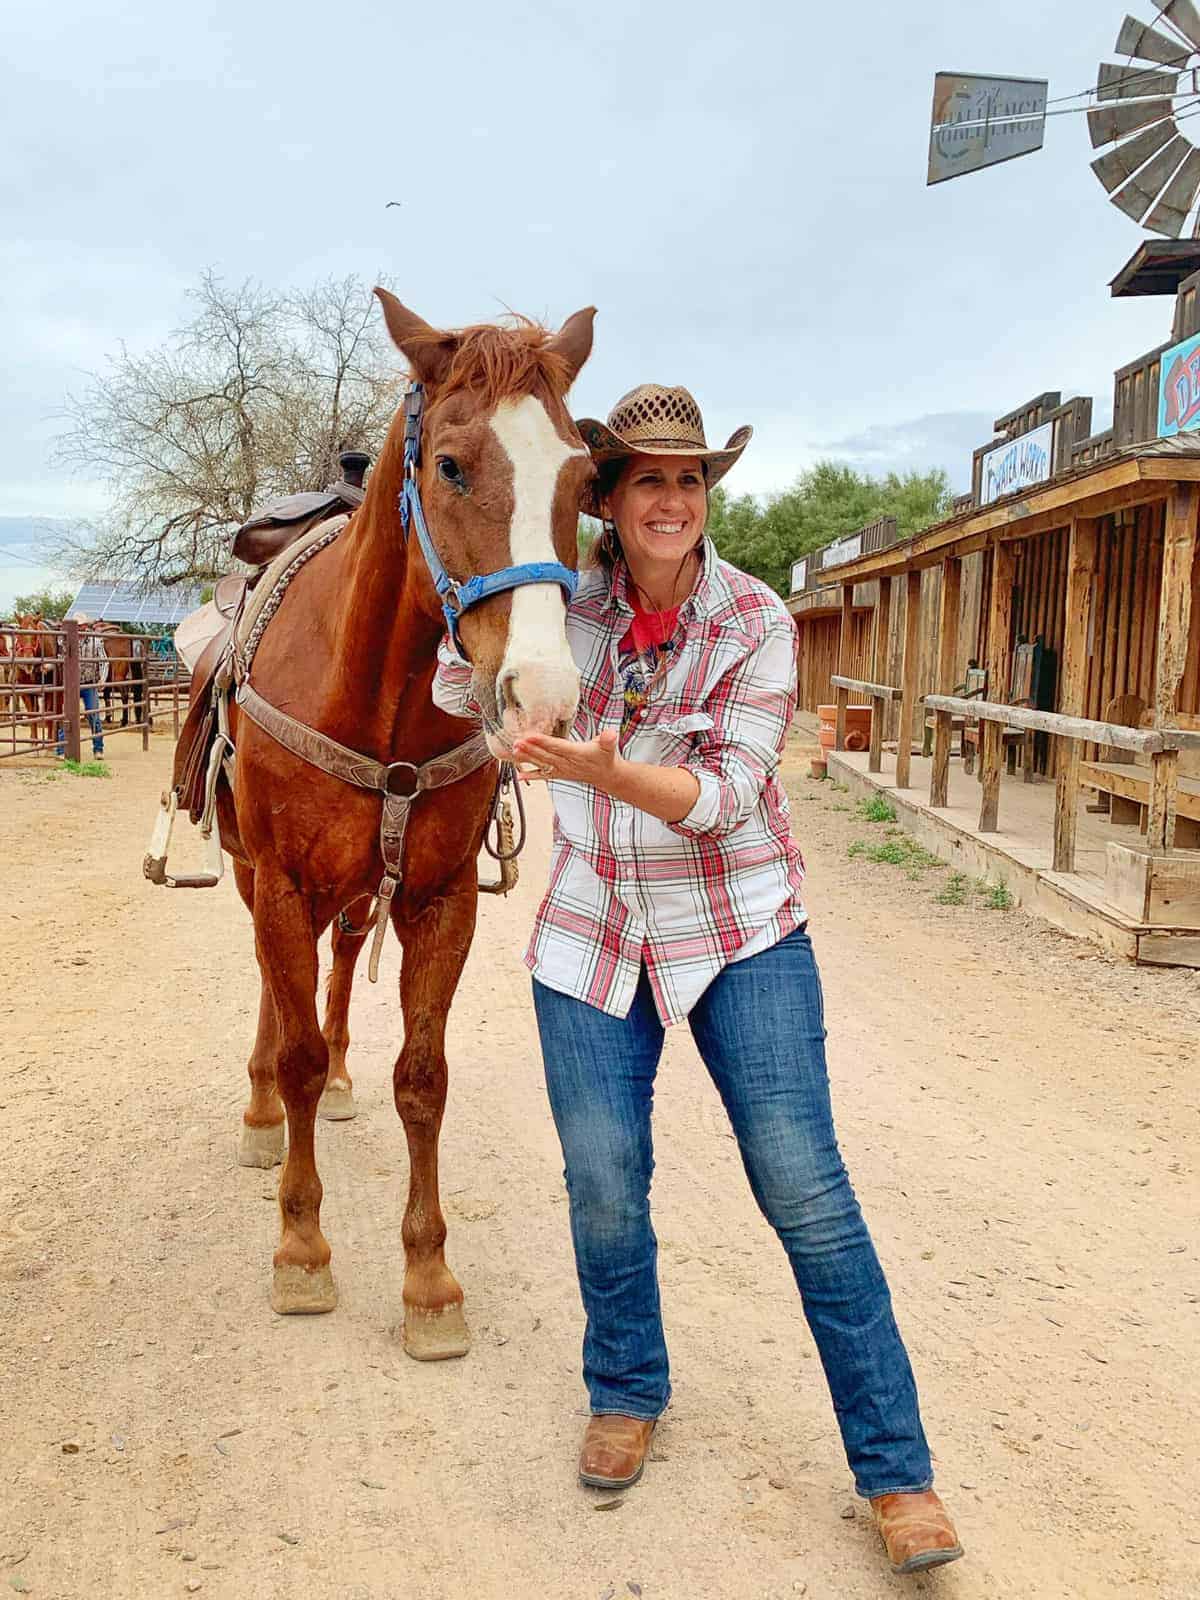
top-left (0, 0), bottom-right (1186, 596)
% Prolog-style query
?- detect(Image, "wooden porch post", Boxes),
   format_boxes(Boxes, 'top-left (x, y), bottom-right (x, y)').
top-left (1147, 484), bottom-right (1199, 852)
top-left (1053, 517), bottom-right (1100, 872)
top-left (980, 541), bottom-right (1017, 832)
top-left (835, 582), bottom-right (852, 751)
top-left (867, 578), bottom-right (893, 773)
top-left (929, 557), bottom-right (962, 808)
top-left (894, 569), bottom-right (922, 790)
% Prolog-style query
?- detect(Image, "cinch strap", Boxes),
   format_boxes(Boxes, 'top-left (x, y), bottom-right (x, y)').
top-left (399, 382), bottom-right (579, 651)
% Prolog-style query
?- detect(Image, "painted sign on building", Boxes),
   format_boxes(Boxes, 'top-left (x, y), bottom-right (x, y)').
top-left (820, 533), bottom-right (863, 569)
top-left (789, 558), bottom-right (808, 595)
top-left (928, 73), bottom-right (1048, 185)
top-left (1159, 332), bottom-right (1200, 437)
top-left (980, 421), bottom-right (1055, 505)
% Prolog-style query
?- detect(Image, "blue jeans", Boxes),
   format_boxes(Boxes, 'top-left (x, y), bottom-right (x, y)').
top-left (57, 685), bottom-right (104, 757)
top-left (532, 928), bottom-right (933, 1499)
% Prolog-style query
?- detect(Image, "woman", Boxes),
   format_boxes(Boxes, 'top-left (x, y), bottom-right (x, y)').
top-left (435, 385), bottom-right (962, 1578)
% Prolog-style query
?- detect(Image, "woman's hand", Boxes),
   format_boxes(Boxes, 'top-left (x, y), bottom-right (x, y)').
top-left (512, 730), bottom-right (623, 794)
top-left (511, 729), bottom-right (702, 825)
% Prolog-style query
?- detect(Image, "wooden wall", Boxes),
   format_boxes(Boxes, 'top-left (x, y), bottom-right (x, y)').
top-left (794, 502), bottom-right (1200, 753)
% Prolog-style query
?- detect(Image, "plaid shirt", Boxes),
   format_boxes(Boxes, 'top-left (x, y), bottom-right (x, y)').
top-left (433, 538), bottom-right (806, 1024)
top-left (79, 630), bottom-right (110, 687)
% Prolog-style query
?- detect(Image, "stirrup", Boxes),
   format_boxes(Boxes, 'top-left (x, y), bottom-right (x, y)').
top-left (143, 788), bottom-right (225, 888)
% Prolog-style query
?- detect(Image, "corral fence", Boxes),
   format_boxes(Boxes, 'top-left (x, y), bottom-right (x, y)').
top-left (0, 619), bottom-right (191, 762)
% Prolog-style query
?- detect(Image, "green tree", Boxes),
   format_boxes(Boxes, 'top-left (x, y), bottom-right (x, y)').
top-left (707, 461), bottom-right (952, 596)
top-left (7, 585), bottom-right (74, 621)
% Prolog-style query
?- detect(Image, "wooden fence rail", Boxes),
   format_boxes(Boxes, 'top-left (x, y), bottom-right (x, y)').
top-left (830, 673), bottom-right (902, 774)
top-left (922, 693), bottom-right (1200, 865)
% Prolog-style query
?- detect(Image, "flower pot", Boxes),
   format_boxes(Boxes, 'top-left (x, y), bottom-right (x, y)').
top-left (817, 703), bottom-right (873, 754)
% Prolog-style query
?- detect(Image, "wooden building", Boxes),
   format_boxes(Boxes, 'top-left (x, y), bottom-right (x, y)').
top-left (788, 243), bottom-right (1200, 968)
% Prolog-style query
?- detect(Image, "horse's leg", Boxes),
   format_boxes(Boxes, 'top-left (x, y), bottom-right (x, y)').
top-left (254, 869), bottom-right (336, 1315)
top-left (234, 863), bottom-right (286, 1169)
top-left (120, 682), bottom-right (130, 728)
top-left (319, 897), bottom-right (371, 1122)
top-left (392, 876), bottom-right (477, 1361)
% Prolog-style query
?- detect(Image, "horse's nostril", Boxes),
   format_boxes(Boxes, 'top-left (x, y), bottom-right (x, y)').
top-left (498, 668), bottom-right (520, 717)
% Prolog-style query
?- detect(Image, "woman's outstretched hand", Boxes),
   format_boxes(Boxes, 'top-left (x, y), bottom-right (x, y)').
top-left (512, 730), bottom-right (622, 793)
top-left (510, 729), bottom-right (702, 825)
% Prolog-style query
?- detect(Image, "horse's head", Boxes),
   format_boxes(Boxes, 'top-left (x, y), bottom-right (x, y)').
top-left (13, 615), bottom-right (42, 658)
top-left (375, 290), bottom-right (596, 757)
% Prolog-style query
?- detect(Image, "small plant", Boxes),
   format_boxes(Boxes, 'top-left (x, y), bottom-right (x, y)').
top-left (848, 834), bottom-right (942, 875)
top-left (857, 794), bottom-right (897, 824)
top-left (935, 871), bottom-right (970, 906)
top-left (980, 878), bottom-right (1014, 911)
top-left (828, 779), bottom-right (850, 794)
top-left (60, 759), bottom-right (111, 779)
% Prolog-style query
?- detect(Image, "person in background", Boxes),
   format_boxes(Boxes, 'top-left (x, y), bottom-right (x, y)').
top-left (57, 613), bottom-right (108, 759)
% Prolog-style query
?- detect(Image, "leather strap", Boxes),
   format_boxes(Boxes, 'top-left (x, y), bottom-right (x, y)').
top-left (236, 680), bottom-right (494, 981)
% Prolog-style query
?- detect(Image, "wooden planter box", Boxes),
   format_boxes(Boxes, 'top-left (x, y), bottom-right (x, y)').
top-left (1106, 842), bottom-right (1200, 926)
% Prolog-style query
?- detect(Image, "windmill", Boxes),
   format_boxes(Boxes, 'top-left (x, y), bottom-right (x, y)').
top-left (1090, 4), bottom-right (1200, 235)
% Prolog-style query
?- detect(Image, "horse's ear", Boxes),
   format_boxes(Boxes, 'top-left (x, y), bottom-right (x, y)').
top-left (374, 288), bottom-right (457, 387)
top-left (547, 306), bottom-right (597, 386)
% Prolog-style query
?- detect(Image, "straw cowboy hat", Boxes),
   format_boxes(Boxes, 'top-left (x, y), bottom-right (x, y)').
top-left (576, 384), bottom-right (752, 510)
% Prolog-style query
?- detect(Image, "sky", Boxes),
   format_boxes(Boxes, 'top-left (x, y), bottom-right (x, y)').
top-left (0, 0), bottom-right (1188, 609)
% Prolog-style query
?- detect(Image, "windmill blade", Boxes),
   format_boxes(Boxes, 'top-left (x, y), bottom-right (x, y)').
top-left (1117, 14), bottom-right (1193, 63)
top-left (1144, 146), bottom-right (1200, 232)
top-left (1155, 0), bottom-right (1200, 52)
top-left (1109, 133), bottom-right (1192, 221)
top-left (1098, 61), bottom-right (1180, 99)
top-left (1089, 97), bottom-right (1176, 145)
top-left (1091, 118), bottom-right (1179, 191)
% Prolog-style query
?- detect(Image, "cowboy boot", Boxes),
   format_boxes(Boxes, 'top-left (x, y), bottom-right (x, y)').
top-left (869, 1489), bottom-right (963, 1575)
top-left (578, 1415), bottom-right (656, 1490)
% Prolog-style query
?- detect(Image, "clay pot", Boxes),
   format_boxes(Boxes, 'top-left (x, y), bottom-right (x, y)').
top-left (816, 704), bottom-right (873, 755)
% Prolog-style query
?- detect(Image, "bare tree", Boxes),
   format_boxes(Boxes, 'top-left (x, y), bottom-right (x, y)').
top-left (53, 271), bottom-right (402, 586)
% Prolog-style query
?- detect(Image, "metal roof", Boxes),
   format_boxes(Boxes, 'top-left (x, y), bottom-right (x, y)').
top-left (66, 581), bottom-right (204, 627)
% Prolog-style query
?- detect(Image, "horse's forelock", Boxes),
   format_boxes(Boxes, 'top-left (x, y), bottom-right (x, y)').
top-left (424, 321), bottom-right (572, 413)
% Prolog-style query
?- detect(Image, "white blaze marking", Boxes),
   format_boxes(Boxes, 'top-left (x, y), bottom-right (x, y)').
top-left (489, 395), bottom-right (585, 726)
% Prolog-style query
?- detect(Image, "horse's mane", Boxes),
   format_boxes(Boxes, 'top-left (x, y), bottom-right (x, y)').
top-left (413, 319), bottom-right (571, 410)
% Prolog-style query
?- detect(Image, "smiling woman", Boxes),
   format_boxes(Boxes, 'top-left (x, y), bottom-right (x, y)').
top-left (432, 380), bottom-right (963, 1577)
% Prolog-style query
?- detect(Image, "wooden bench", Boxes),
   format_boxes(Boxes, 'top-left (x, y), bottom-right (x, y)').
top-left (1079, 707), bottom-right (1200, 848)
top-left (922, 664), bottom-right (985, 759)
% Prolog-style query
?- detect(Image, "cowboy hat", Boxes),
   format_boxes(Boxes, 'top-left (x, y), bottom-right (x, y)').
top-left (576, 384), bottom-right (752, 508)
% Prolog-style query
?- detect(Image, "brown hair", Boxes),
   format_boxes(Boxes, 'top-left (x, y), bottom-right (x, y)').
top-left (408, 319), bottom-right (571, 409)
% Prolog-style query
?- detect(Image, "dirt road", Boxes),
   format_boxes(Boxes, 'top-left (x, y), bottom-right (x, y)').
top-left (1, 737), bottom-right (1197, 1600)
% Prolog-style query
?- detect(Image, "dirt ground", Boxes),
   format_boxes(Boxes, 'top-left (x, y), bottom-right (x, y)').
top-left (1, 730), bottom-right (1197, 1600)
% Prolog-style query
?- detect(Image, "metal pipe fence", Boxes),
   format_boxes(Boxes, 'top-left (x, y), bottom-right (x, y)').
top-left (0, 622), bottom-right (190, 761)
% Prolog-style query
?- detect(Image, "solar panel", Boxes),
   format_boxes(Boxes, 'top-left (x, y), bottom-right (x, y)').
top-left (66, 581), bottom-right (204, 628)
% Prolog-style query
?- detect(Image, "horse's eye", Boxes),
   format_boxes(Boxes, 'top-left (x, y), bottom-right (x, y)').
top-left (437, 456), bottom-right (464, 486)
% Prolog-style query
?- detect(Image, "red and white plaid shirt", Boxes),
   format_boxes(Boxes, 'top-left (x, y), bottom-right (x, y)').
top-left (434, 538), bottom-right (806, 1025)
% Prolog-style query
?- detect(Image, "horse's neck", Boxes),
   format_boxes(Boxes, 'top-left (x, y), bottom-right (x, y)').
top-left (323, 482), bottom-right (447, 755)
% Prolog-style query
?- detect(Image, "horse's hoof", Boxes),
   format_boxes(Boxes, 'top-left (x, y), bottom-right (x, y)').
top-left (271, 1262), bottom-right (338, 1315)
top-left (401, 1302), bottom-right (471, 1361)
top-left (318, 1083), bottom-right (357, 1121)
top-left (238, 1121), bottom-right (284, 1169)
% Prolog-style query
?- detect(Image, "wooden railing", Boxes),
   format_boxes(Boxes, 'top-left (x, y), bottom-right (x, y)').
top-left (830, 674), bottom-right (902, 774)
top-left (923, 694), bottom-right (1200, 868)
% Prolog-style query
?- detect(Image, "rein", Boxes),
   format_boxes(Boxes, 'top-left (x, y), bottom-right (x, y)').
top-left (399, 383), bottom-right (579, 652)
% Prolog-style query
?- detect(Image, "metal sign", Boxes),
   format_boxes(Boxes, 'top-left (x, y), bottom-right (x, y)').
top-left (928, 72), bottom-right (1048, 185)
top-left (979, 420), bottom-right (1055, 504)
top-left (789, 557), bottom-right (808, 595)
top-left (1159, 331), bottom-right (1200, 435)
top-left (820, 533), bottom-right (863, 569)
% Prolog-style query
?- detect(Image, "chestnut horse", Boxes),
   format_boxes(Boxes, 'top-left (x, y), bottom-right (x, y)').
top-left (98, 626), bottom-right (146, 726)
top-left (217, 290), bottom-right (594, 1355)
top-left (12, 615), bottom-right (60, 746)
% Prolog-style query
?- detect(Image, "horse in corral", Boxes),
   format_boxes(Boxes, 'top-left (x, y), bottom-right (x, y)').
top-left (97, 625), bottom-right (146, 726)
top-left (178, 292), bottom-right (594, 1354)
top-left (11, 615), bottom-right (60, 746)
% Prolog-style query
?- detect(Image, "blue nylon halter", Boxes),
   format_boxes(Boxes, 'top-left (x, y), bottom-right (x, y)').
top-left (398, 383), bottom-right (578, 651)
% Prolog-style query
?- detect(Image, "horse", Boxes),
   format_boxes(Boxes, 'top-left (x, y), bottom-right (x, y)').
top-left (11, 615), bottom-right (60, 748)
top-left (202, 291), bottom-right (594, 1354)
top-left (97, 626), bottom-right (146, 726)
